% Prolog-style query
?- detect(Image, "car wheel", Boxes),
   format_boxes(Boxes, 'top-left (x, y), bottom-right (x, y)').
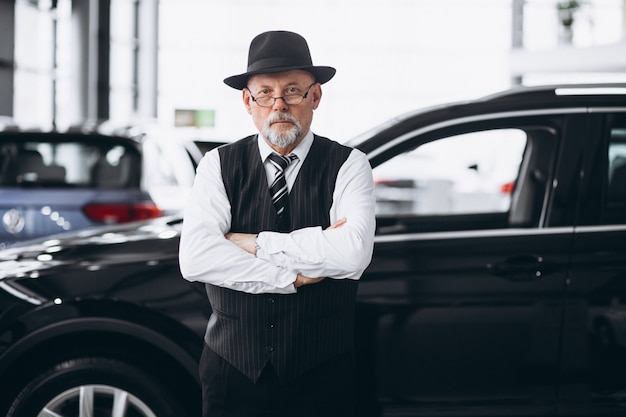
top-left (7, 357), bottom-right (189, 417)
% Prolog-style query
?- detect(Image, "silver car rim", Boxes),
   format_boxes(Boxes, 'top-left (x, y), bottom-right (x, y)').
top-left (38, 384), bottom-right (157, 417)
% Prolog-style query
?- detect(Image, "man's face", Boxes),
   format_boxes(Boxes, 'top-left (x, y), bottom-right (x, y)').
top-left (244, 70), bottom-right (321, 151)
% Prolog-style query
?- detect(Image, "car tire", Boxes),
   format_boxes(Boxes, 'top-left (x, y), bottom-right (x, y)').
top-left (7, 356), bottom-right (190, 417)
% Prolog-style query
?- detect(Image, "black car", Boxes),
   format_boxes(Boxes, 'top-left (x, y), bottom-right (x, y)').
top-left (1, 83), bottom-right (626, 417)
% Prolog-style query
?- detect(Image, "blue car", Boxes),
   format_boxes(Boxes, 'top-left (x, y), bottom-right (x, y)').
top-left (0, 129), bottom-right (162, 249)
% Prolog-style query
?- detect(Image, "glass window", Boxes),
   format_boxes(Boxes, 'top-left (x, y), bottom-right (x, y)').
top-left (607, 125), bottom-right (626, 205)
top-left (141, 138), bottom-right (179, 188)
top-left (372, 129), bottom-right (526, 216)
top-left (13, 0), bottom-right (71, 127)
top-left (109, 0), bottom-right (140, 123)
top-left (0, 138), bottom-right (140, 189)
top-left (13, 2), bottom-right (54, 126)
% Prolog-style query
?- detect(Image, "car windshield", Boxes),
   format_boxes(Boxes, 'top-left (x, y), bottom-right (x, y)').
top-left (0, 136), bottom-right (141, 189)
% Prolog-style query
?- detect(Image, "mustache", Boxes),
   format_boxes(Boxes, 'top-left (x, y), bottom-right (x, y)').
top-left (263, 112), bottom-right (302, 148)
top-left (267, 113), bottom-right (299, 125)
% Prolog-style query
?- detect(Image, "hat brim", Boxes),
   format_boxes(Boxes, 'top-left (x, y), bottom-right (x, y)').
top-left (224, 66), bottom-right (336, 90)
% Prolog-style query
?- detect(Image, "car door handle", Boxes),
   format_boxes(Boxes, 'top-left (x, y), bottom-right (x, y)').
top-left (487, 255), bottom-right (553, 281)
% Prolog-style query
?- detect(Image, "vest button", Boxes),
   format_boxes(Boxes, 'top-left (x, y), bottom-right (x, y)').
top-left (267, 297), bottom-right (276, 304)
top-left (265, 346), bottom-right (274, 353)
top-left (268, 322), bottom-right (275, 329)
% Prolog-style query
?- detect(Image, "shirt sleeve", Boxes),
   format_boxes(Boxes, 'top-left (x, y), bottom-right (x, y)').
top-left (178, 150), bottom-right (297, 294)
top-left (256, 149), bottom-right (376, 280)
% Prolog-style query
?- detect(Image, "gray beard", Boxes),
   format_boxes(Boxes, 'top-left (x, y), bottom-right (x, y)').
top-left (262, 114), bottom-right (302, 148)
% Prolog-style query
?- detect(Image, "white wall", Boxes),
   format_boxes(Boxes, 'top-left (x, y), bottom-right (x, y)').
top-left (157, 0), bottom-right (624, 143)
top-left (157, 0), bottom-right (514, 143)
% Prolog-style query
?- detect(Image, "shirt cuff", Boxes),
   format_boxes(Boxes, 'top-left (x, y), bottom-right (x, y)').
top-left (256, 229), bottom-right (324, 265)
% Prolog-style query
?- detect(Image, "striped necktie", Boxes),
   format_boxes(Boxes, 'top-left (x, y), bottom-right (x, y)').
top-left (268, 152), bottom-right (298, 217)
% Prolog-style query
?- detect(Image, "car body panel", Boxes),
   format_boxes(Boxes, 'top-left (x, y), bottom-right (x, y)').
top-left (0, 217), bottom-right (209, 415)
top-left (557, 112), bottom-right (626, 416)
top-left (0, 188), bottom-right (154, 241)
top-left (358, 228), bottom-right (572, 416)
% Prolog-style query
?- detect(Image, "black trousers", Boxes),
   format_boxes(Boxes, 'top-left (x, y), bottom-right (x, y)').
top-left (199, 344), bottom-right (356, 417)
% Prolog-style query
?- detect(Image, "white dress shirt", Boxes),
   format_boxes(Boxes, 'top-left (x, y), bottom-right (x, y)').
top-left (179, 131), bottom-right (376, 294)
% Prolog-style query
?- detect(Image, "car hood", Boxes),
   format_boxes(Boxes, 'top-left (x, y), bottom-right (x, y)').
top-left (0, 215), bottom-right (183, 282)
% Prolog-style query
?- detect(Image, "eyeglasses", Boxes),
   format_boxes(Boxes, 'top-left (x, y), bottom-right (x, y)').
top-left (247, 83), bottom-right (316, 107)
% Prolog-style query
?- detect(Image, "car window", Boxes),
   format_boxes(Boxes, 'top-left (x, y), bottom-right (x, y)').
top-left (142, 138), bottom-right (180, 188)
top-left (372, 129), bottom-right (526, 216)
top-left (193, 140), bottom-right (225, 156)
top-left (606, 117), bottom-right (626, 211)
top-left (0, 138), bottom-right (141, 188)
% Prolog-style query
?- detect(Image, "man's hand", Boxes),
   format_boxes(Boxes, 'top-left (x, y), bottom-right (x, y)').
top-left (225, 232), bottom-right (257, 255)
top-left (293, 219), bottom-right (345, 288)
top-left (294, 274), bottom-right (325, 288)
top-left (327, 217), bottom-right (346, 230)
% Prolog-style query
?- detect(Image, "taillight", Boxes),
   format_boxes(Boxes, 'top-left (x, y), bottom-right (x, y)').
top-left (83, 203), bottom-right (162, 223)
top-left (500, 181), bottom-right (515, 194)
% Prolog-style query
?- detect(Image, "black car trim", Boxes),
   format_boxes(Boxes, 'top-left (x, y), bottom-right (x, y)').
top-left (367, 107), bottom-right (596, 160)
top-left (573, 224), bottom-right (626, 234)
top-left (588, 106), bottom-right (626, 113)
top-left (0, 280), bottom-right (44, 305)
top-left (374, 223), bottom-right (626, 243)
top-left (374, 226), bottom-right (576, 243)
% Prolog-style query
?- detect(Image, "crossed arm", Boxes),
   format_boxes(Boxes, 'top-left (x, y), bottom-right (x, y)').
top-left (226, 217), bottom-right (347, 288)
top-left (179, 148), bottom-right (375, 294)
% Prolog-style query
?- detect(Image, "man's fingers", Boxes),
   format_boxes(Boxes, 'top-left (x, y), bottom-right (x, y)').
top-left (327, 217), bottom-right (347, 230)
top-left (225, 232), bottom-right (257, 254)
top-left (294, 275), bottom-right (325, 288)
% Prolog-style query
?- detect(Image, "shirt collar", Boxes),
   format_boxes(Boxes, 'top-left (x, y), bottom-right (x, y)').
top-left (258, 130), bottom-right (314, 163)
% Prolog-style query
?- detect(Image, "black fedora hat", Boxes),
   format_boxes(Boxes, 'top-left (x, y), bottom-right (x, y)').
top-left (224, 31), bottom-right (336, 90)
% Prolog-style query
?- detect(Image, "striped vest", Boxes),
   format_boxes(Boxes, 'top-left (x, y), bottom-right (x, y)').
top-left (205, 134), bottom-right (357, 382)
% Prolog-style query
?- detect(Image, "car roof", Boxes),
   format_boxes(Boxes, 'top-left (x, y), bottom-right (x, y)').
top-left (0, 123), bottom-right (147, 154)
top-left (348, 83), bottom-right (626, 155)
top-left (0, 130), bottom-right (141, 143)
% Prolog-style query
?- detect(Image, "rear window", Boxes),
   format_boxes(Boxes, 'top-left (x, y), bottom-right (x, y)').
top-left (0, 136), bottom-right (141, 189)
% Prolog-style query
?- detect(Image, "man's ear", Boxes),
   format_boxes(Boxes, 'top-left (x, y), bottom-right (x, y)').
top-left (242, 89), bottom-right (252, 114)
top-left (311, 84), bottom-right (322, 110)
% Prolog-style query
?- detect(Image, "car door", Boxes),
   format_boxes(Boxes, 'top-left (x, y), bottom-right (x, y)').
top-left (355, 114), bottom-right (576, 417)
top-left (559, 110), bottom-right (626, 416)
